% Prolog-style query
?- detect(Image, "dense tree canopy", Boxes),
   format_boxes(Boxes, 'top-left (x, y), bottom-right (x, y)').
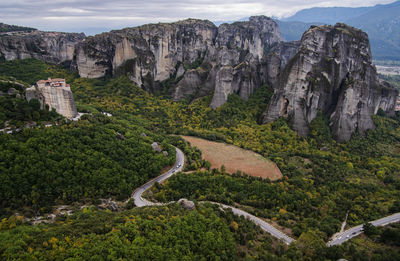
top-left (0, 115), bottom-right (175, 216)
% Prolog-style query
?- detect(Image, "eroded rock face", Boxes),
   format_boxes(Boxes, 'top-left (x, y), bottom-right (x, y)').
top-left (26, 85), bottom-right (78, 118)
top-left (173, 67), bottom-right (209, 101)
top-left (75, 19), bottom-right (217, 93)
top-left (0, 31), bottom-right (85, 64)
top-left (74, 16), bottom-right (290, 107)
top-left (263, 41), bottom-right (301, 86)
top-left (263, 24), bottom-right (399, 142)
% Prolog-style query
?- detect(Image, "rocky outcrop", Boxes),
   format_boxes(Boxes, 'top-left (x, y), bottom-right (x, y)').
top-left (173, 67), bottom-right (209, 101)
top-left (178, 198), bottom-right (195, 210)
top-left (206, 17), bottom-right (284, 107)
top-left (263, 23), bottom-right (399, 142)
top-left (74, 16), bottom-right (291, 107)
top-left (75, 19), bottom-right (217, 92)
top-left (263, 41), bottom-right (301, 86)
top-left (0, 31), bottom-right (85, 64)
top-left (0, 17), bottom-right (298, 108)
top-left (151, 142), bottom-right (162, 152)
top-left (26, 84), bottom-right (78, 118)
top-left (98, 198), bottom-right (119, 212)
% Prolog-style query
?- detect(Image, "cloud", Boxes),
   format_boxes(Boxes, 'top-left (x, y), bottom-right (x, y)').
top-left (49, 7), bottom-right (92, 14)
top-left (0, 0), bottom-right (396, 34)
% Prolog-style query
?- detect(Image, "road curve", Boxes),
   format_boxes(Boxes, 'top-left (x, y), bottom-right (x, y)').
top-left (131, 147), bottom-right (185, 207)
top-left (130, 147), bottom-right (295, 245)
top-left (327, 212), bottom-right (400, 246)
top-left (208, 202), bottom-right (295, 244)
top-left (130, 147), bottom-right (399, 247)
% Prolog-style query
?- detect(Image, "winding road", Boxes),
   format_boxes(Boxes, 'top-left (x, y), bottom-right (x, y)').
top-left (130, 147), bottom-right (295, 244)
top-left (130, 147), bottom-right (400, 247)
top-left (327, 212), bottom-right (400, 246)
top-left (132, 147), bottom-right (185, 207)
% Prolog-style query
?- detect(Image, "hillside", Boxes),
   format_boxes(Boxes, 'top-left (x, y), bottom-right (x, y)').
top-left (0, 11), bottom-right (399, 259)
top-left (0, 22), bottom-right (36, 33)
top-left (0, 53), bottom-right (399, 259)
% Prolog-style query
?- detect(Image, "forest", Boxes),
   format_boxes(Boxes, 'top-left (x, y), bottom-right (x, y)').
top-left (0, 203), bottom-right (398, 260)
top-left (0, 58), bottom-right (399, 260)
top-left (0, 114), bottom-right (176, 217)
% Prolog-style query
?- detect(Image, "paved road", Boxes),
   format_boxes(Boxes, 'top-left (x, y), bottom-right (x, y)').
top-left (130, 147), bottom-right (295, 244)
top-left (209, 202), bottom-right (295, 245)
top-left (327, 212), bottom-right (400, 246)
top-left (130, 146), bottom-right (399, 247)
top-left (131, 147), bottom-right (184, 207)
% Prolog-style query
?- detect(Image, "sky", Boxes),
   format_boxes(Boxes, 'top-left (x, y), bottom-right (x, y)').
top-left (0, 0), bottom-right (396, 35)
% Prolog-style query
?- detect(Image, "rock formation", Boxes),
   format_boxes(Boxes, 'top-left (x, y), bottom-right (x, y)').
top-left (263, 24), bottom-right (398, 142)
top-left (151, 142), bottom-right (162, 152)
top-left (178, 198), bottom-right (195, 210)
top-left (3, 19), bottom-right (398, 142)
top-left (73, 16), bottom-right (295, 107)
top-left (75, 19), bottom-right (217, 91)
top-left (0, 17), bottom-right (298, 108)
top-left (26, 78), bottom-right (78, 118)
top-left (0, 31), bottom-right (85, 64)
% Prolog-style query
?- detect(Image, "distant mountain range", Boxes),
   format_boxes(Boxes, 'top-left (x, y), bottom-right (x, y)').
top-left (279, 1), bottom-right (400, 61)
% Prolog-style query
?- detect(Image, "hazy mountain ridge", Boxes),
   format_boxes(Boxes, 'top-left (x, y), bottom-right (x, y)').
top-left (282, 6), bottom-right (375, 24)
top-left (280, 1), bottom-right (400, 60)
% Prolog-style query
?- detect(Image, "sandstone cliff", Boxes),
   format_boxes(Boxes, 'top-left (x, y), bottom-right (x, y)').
top-left (75, 19), bottom-right (217, 92)
top-left (73, 16), bottom-right (295, 107)
top-left (263, 24), bottom-right (399, 142)
top-left (26, 84), bottom-right (78, 119)
top-left (0, 31), bottom-right (85, 64)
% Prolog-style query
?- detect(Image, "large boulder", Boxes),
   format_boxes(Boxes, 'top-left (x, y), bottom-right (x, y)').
top-left (151, 142), bottom-right (162, 152)
top-left (178, 198), bottom-right (195, 210)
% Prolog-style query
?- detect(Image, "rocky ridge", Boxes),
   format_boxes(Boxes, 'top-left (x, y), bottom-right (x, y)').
top-left (1, 20), bottom-right (398, 142)
top-left (0, 30), bottom-right (85, 64)
top-left (263, 23), bottom-right (398, 142)
top-left (73, 16), bottom-right (297, 107)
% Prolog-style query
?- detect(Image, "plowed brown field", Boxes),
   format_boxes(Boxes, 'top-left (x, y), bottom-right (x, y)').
top-left (181, 136), bottom-right (282, 180)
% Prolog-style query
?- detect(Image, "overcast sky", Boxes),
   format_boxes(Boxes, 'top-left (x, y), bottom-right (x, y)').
top-left (0, 0), bottom-right (396, 35)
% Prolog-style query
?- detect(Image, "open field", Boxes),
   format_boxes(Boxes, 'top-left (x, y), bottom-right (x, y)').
top-left (181, 136), bottom-right (282, 180)
top-left (376, 65), bottom-right (400, 76)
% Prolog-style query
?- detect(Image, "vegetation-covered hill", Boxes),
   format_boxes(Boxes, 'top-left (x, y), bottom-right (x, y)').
top-left (0, 58), bottom-right (399, 260)
top-left (0, 204), bottom-right (276, 260)
top-left (1, 203), bottom-right (399, 260)
top-left (0, 115), bottom-right (175, 217)
top-left (0, 22), bottom-right (36, 33)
